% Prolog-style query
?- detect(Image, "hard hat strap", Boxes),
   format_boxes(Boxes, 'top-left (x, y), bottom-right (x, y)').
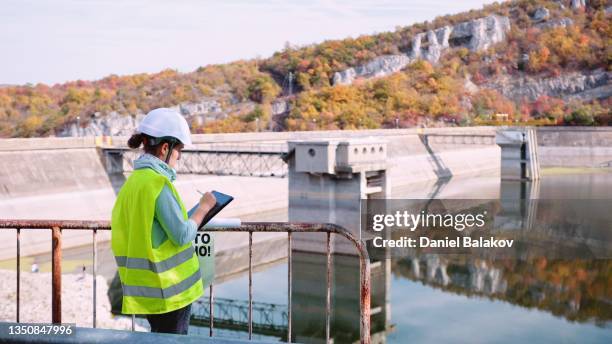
top-left (164, 140), bottom-right (177, 164)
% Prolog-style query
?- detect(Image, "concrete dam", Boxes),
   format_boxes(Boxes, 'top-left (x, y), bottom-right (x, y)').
top-left (0, 126), bottom-right (611, 265)
top-left (1, 125), bottom-right (611, 341)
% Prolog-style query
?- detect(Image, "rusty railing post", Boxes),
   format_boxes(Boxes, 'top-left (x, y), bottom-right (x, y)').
top-left (357, 241), bottom-right (371, 344)
top-left (51, 226), bottom-right (62, 324)
top-left (93, 229), bottom-right (97, 328)
top-left (209, 284), bottom-right (214, 337)
top-left (248, 231), bottom-right (253, 340)
top-left (287, 231), bottom-right (292, 343)
top-left (326, 232), bottom-right (332, 343)
top-left (16, 228), bottom-right (20, 323)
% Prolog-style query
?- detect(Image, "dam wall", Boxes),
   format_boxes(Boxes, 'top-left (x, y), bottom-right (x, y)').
top-left (536, 127), bottom-right (612, 168)
top-left (0, 126), bottom-right (607, 260)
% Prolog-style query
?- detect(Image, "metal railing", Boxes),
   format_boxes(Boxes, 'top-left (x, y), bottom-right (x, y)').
top-left (0, 220), bottom-right (371, 344)
top-left (102, 144), bottom-right (288, 177)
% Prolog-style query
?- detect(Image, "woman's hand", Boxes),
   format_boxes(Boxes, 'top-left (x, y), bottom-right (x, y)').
top-left (199, 192), bottom-right (217, 212)
top-left (189, 191), bottom-right (217, 228)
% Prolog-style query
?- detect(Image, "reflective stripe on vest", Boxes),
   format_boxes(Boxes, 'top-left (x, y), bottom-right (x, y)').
top-left (114, 246), bottom-right (194, 273)
top-left (122, 269), bottom-right (202, 299)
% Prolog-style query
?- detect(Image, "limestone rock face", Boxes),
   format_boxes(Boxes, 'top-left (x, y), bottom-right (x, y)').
top-left (553, 0), bottom-right (566, 9)
top-left (422, 26), bottom-right (452, 63)
top-left (333, 55), bottom-right (411, 85)
top-left (332, 67), bottom-right (357, 86)
top-left (535, 17), bottom-right (574, 29)
top-left (486, 70), bottom-right (611, 102)
top-left (450, 15), bottom-right (511, 52)
top-left (571, 0), bottom-right (586, 10)
top-left (533, 7), bottom-right (551, 21)
top-left (59, 112), bottom-right (143, 137)
top-left (58, 99), bottom-right (226, 137)
top-left (332, 15), bottom-right (511, 85)
top-left (179, 100), bottom-right (222, 116)
top-left (271, 98), bottom-right (290, 115)
top-left (410, 33), bottom-right (425, 60)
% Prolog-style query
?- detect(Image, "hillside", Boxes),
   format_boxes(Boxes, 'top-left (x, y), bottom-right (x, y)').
top-left (0, 0), bottom-right (610, 138)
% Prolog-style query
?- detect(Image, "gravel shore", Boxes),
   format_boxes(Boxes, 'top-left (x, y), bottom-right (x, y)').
top-left (0, 269), bottom-right (146, 331)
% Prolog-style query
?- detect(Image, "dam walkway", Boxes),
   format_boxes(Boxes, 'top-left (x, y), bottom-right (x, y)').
top-left (101, 133), bottom-right (493, 178)
top-left (102, 143), bottom-right (288, 177)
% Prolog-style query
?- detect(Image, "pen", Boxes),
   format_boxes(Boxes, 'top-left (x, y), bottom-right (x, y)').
top-left (197, 190), bottom-right (205, 196)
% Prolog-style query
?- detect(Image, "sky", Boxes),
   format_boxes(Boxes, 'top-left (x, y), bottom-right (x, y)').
top-left (1, 0), bottom-right (500, 86)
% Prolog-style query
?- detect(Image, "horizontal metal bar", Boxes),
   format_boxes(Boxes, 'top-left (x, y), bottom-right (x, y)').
top-left (0, 221), bottom-right (368, 242)
top-left (104, 148), bottom-right (287, 155)
top-left (421, 134), bottom-right (495, 138)
top-left (0, 219), bottom-right (111, 230)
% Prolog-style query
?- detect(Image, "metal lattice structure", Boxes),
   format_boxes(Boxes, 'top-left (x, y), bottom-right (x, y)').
top-left (191, 297), bottom-right (288, 337)
top-left (421, 133), bottom-right (495, 145)
top-left (103, 143), bottom-right (288, 177)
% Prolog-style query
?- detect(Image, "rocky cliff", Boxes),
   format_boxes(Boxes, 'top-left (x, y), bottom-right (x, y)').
top-left (333, 15), bottom-right (511, 85)
top-left (486, 70), bottom-right (611, 102)
top-left (60, 99), bottom-right (224, 137)
top-left (332, 55), bottom-right (411, 85)
top-left (330, 3), bottom-right (610, 105)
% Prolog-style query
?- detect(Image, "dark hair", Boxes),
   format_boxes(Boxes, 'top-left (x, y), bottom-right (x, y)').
top-left (127, 133), bottom-right (171, 156)
top-left (127, 133), bottom-right (144, 149)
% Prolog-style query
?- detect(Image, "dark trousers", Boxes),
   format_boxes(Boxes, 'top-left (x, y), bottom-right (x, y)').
top-left (146, 304), bottom-right (192, 335)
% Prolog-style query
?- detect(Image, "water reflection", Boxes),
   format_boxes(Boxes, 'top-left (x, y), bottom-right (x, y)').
top-left (395, 257), bottom-right (611, 324)
top-left (289, 173), bottom-right (612, 343)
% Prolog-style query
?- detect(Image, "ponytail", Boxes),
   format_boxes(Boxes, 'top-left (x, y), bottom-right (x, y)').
top-left (128, 132), bottom-right (171, 157)
top-left (127, 133), bottom-right (144, 149)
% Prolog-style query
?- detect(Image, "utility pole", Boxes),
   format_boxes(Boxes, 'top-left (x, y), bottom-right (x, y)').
top-left (288, 72), bottom-right (294, 96)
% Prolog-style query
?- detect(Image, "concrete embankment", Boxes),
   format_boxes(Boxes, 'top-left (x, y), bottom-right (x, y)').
top-left (536, 127), bottom-right (612, 168)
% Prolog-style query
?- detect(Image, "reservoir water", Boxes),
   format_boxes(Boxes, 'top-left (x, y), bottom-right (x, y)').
top-left (9, 171), bottom-right (611, 343)
top-left (200, 171), bottom-right (612, 343)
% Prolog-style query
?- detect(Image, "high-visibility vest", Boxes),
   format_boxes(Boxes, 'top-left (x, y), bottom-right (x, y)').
top-left (111, 168), bottom-right (203, 314)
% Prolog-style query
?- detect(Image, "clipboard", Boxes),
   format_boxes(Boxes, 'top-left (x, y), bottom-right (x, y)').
top-left (189, 190), bottom-right (234, 229)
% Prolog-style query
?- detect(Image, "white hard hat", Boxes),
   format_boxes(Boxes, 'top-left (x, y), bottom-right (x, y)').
top-left (137, 108), bottom-right (193, 146)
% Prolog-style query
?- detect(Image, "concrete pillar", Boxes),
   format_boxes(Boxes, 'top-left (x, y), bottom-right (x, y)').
top-left (287, 139), bottom-right (388, 254)
top-left (496, 128), bottom-right (540, 181)
top-left (495, 179), bottom-right (540, 231)
top-left (102, 150), bottom-right (125, 174)
top-left (287, 138), bottom-right (391, 342)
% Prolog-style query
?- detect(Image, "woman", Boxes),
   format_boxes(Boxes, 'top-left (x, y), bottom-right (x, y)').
top-left (111, 108), bottom-right (216, 334)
